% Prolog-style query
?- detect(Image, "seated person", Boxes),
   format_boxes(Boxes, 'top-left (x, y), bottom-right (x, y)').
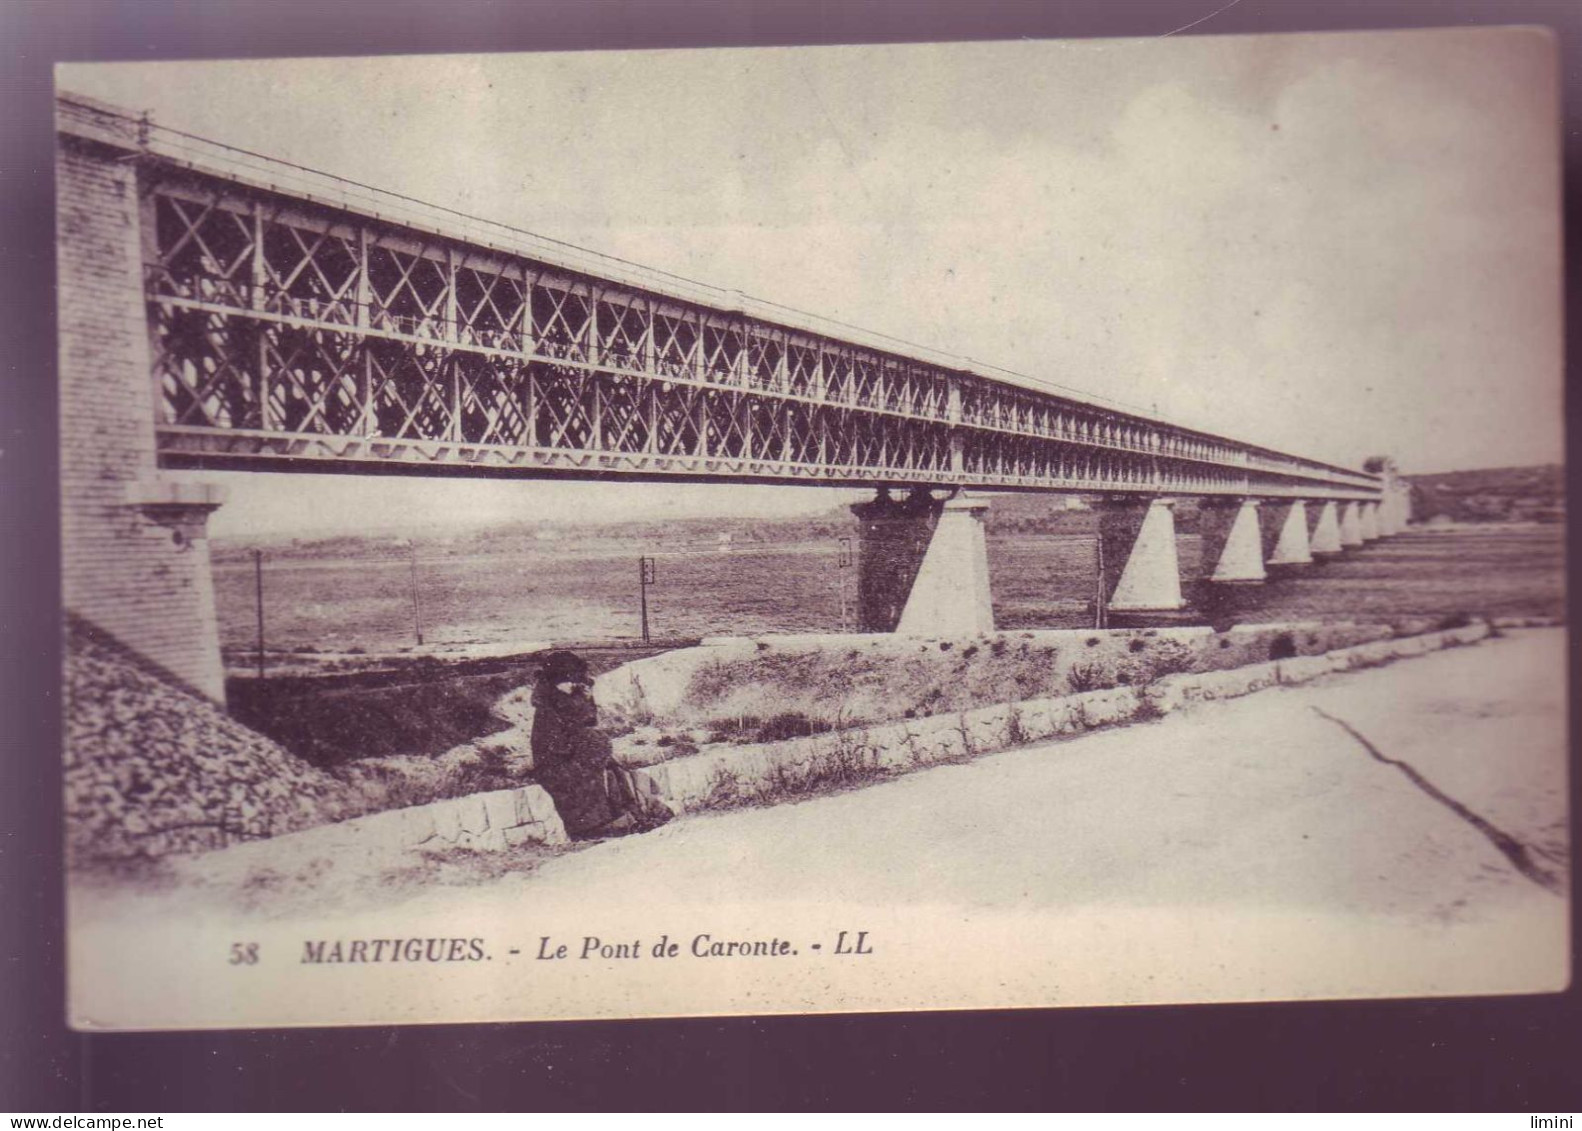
top-left (529, 650), bottom-right (670, 839)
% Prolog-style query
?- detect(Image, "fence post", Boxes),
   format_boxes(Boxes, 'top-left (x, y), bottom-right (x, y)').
top-left (409, 543), bottom-right (425, 647)
top-left (253, 549), bottom-right (266, 679)
top-left (639, 555), bottom-right (656, 644)
top-left (837, 536), bottom-right (853, 631)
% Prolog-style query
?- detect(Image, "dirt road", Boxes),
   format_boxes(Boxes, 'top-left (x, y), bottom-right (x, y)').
top-left (524, 630), bottom-right (1569, 914)
top-left (70, 629), bottom-right (1569, 1028)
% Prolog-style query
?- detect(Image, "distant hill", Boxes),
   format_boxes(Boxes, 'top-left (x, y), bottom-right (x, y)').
top-left (1406, 465), bottom-right (1565, 524)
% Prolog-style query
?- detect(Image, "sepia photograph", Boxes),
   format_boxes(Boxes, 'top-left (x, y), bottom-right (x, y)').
top-left (55, 27), bottom-right (1568, 1031)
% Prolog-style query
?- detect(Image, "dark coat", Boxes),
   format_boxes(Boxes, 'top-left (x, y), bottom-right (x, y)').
top-left (529, 680), bottom-right (626, 837)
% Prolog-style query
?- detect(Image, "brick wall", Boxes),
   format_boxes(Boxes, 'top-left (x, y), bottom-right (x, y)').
top-left (57, 135), bottom-right (226, 702)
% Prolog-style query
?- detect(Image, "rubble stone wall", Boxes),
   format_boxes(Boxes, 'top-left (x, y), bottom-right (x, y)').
top-left (65, 615), bottom-right (348, 862)
top-left (631, 623), bottom-right (1494, 813)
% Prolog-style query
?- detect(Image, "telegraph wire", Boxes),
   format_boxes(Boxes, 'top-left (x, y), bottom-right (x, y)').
top-left (137, 116), bottom-right (1167, 419)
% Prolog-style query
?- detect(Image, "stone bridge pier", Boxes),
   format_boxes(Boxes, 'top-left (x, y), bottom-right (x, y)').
top-left (852, 484), bottom-right (1403, 638)
top-left (1188, 498), bottom-right (1266, 619)
top-left (59, 121), bottom-right (230, 702)
top-left (849, 488), bottom-right (995, 635)
top-left (1266, 500), bottom-right (1315, 572)
top-left (1309, 500), bottom-right (1345, 556)
top-left (1097, 497), bottom-right (1186, 620)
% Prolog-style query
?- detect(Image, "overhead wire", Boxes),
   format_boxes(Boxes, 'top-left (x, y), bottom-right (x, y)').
top-left (137, 116), bottom-right (1169, 418)
top-left (71, 101), bottom-right (1373, 480)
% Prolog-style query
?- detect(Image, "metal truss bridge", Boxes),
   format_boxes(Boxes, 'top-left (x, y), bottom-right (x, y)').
top-left (73, 97), bottom-right (1382, 501)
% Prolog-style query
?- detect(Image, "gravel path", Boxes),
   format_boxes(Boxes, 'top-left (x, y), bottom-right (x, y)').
top-left (69, 629), bottom-right (1568, 1028)
top-left (465, 629), bottom-right (1568, 920)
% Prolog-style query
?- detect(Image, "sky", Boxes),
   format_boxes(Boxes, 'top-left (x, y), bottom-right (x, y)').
top-left (59, 31), bottom-right (1564, 538)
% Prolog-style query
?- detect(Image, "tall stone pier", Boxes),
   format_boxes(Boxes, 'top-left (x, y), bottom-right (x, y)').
top-left (895, 495), bottom-right (995, 636)
top-left (1189, 497), bottom-right (1266, 619)
top-left (1359, 501), bottom-right (1381, 541)
top-left (1309, 501), bottom-right (1344, 556)
top-left (849, 489), bottom-right (993, 636)
top-left (1339, 501), bottom-right (1365, 548)
top-left (849, 488), bottom-right (943, 633)
top-left (1197, 499), bottom-right (1267, 581)
top-left (1266, 500), bottom-right (1313, 571)
top-left (58, 108), bottom-right (228, 702)
top-left (1098, 497), bottom-right (1185, 617)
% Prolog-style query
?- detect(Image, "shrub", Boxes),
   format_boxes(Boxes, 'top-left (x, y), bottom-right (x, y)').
top-left (1268, 632), bottom-right (1298, 661)
top-left (1148, 639), bottom-right (1196, 678)
top-left (1128, 638), bottom-right (1147, 653)
top-left (810, 734), bottom-right (881, 790)
top-left (1066, 663), bottom-right (1112, 693)
top-left (702, 764), bottom-right (745, 809)
top-left (1132, 697), bottom-right (1165, 722)
top-left (473, 741), bottom-right (512, 773)
top-left (1005, 704), bottom-right (1029, 746)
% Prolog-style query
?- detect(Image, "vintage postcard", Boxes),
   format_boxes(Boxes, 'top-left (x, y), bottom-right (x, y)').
top-left (57, 29), bottom-right (1567, 1030)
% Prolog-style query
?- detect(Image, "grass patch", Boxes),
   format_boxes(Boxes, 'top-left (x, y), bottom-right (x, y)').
top-left (332, 743), bottom-right (521, 816)
top-left (701, 731), bottom-right (889, 811)
top-left (704, 710), bottom-right (837, 746)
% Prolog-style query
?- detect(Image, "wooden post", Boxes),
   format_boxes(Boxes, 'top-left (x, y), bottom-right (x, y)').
top-left (638, 556), bottom-right (655, 644)
top-left (253, 549), bottom-right (266, 679)
top-left (409, 543), bottom-right (425, 647)
top-left (837, 536), bottom-right (853, 631)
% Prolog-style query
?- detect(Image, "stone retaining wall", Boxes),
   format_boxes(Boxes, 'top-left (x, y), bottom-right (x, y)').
top-left (248, 783), bottom-right (569, 863)
top-left (629, 622), bottom-right (1493, 814)
top-left (369, 784), bottom-right (569, 851)
top-left (211, 622), bottom-right (1495, 860)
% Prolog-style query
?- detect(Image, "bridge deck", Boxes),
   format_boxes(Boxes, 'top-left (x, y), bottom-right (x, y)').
top-left (61, 93), bottom-right (1380, 500)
